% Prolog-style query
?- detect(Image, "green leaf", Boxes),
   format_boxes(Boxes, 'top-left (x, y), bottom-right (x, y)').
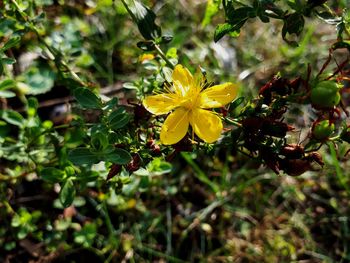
top-left (0, 79), bottom-right (16, 90)
top-left (286, 0), bottom-right (301, 11)
top-left (137, 40), bottom-right (155, 51)
top-left (103, 97), bottom-right (119, 110)
top-left (91, 132), bottom-right (109, 151)
top-left (147, 158), bottom-right (172, 176)
top-left (215, 5), bottom-right (256, 42)
top-left (76, 53), bottom-right (94, 67)
top-left (332, 41), bottom-right (350, 52)
top-left (73, 87), bottom-right (102, 109)
top-left (159, 35), bottom-right (173, 44)
top-left (90, 124), bottom-right (109, 135)
top-left (282, 13), bottom-right (305, 45)
top-left (2, 36), bottom-right (21, 51)
top-left (27, 97), bottom-right (39, 116)
top-left (316, 11), bottom-right (341, 24)
top-left (22, 66), bottom-right (56, 95)
top-left (123, 82), bottom-right (139, 90)
top-left (108, 107), bottom-right (130, 130)
top-left (17, 228), bottom-right (29, 239)
top-left (76, 171), bottom-right (100, 183)
top-left (227, 6), bottom-right (256, 23)
top-left (73, 223), bottom-right (97, 247)
top-left (258, 14), bottom-right (270, 23)
top-left (1, 57), bottom-right (16, 65)
top-left (253, 0), bottom-right (270, 21)
top-left (105, 148), bottom-right (132, 164)
top-left (133, 167), bottom-right (149, 176)
top-left (4, 241), bottom-right (16, 251)
top-left (68, 147), bottom-right (99, 165)
top-left (202, 0), bottom-right (221, 27)
top-left (0, 110), bottom-right (24, 126)
top-left (41, 167), bottom-right (66, 183)
top-left (230, 96), bottom-right (245, 110)
top-left (0, 90), bottom-right (16, 98)
top-left (166, 47), bottom-right (178, 59)
top-left (59, 178), bottom-right (76, 208)
top-left (214, 23), bottom-right (235, 42)
top-left (0, 121), bottom-right (11, 137)
top-left (124, 0), bottom-right (161, 40)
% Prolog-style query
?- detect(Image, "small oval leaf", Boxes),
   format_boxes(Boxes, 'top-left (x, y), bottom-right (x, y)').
top-left (74, 87), bottom-right (102, 109)
top-left (68, 147), bottom-right (99, 165)
top-left (41, 167), bottom-right (65, 183)
top-left (105, 148), bottom-right (132, 165)
top-left (108, 107), bottom-right (130, 130)
top-left (59, 179), bottom-right (76, 208)
top-left (0, 110), bottom-right (24, 127)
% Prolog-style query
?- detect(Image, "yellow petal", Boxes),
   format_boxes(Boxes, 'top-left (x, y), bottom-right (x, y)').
top-left (200, 82), bottom-right (238, 108)
top-left (143, 93), bottom-right (180, 115)
top-left (172, 64), bottom-right (193, 96)
top-left (160, 108), bottom-right (190, 145)
top-left (190, 109), bottom-right (223, 143)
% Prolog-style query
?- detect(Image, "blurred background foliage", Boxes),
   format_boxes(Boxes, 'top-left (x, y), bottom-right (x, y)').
top-left (1, 0), bottom-right (350, 262)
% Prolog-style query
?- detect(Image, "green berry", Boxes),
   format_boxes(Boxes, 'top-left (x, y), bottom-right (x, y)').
top-left (310, 81), bottom-right (341, 109)
top-left (312, 120), bottom-right (335, 140)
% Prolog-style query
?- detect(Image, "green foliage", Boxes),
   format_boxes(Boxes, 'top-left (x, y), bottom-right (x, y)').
top-left (74, 222), bottom-right (97, 247)
top-left (11, 208), bottom-right (41, 240)
top-left (21, 65), bottom-right (56, 95)
top-left (214, 0), bottom-right (350, 44)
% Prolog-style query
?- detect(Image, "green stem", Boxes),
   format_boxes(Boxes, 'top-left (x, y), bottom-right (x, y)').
top-left (2, 200), bottom-right (15, 215)
top-left (101, 201), bottom-right (116, 237)
top-left (328, 142), bottom-right (350, 195)
top-left (135, 243), bottom-right (187, 263)
top-left (181, 152), bottom-right (219, 193)
top-left (224, 117), bottom-right (242, 127)
top-left (329, 135), bottom-right (341, 141)
top-left (154, 44), bottom-right (175, 69)
top-left (88, 197), bottom-right (116, 237)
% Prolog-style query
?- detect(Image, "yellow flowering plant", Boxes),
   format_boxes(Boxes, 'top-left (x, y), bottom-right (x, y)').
top-left (143, 64), bottom-right (238, 145)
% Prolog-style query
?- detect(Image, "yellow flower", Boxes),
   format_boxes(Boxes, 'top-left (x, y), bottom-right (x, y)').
top-left (143, 64), bottom-right (238, 145)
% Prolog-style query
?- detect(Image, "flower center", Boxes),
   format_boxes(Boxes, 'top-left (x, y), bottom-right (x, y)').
top-left (179, 86), bottom-right (201, 110)
top-left (180, 95), bottom-right (200, 110)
